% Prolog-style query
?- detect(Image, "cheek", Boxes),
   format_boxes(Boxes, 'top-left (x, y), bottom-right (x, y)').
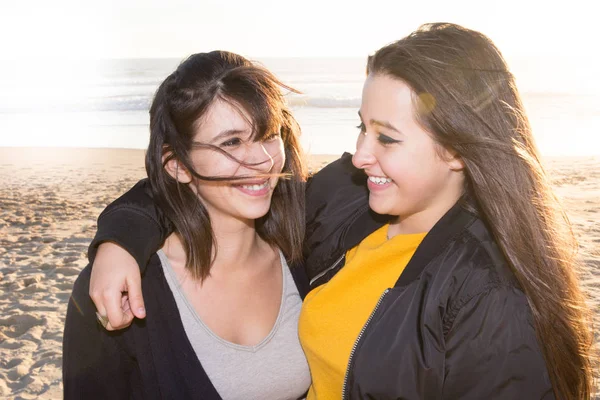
top-left (192, 152), bottom-right (240, 176)
top-left (189, 159), bottom-right (211, 176)
top-left (193, 182), bottom-right (230, 206)
top-left (380, 149), bottom-right (430, 188)
top-left (399, 154), bottom-right (451, 193)
top-left (268, 139), bottom-right (286, 172)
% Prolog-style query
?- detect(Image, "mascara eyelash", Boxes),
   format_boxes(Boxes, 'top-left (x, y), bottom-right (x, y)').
top-left (377, 135), bottom-right (402, 145)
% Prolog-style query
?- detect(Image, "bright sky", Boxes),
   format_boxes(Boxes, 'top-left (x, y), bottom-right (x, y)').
top-left (1, 0), bottom-right (598, 60)
top-left (0, 0), bottom-right (598, 154)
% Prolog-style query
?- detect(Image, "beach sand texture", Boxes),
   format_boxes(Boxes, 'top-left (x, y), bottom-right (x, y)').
top-left (0, 147), bottom-right (598, 399)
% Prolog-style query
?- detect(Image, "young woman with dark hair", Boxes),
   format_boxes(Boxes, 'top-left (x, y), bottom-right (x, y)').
top-left (72, 24), bottom-right (595, 399)
top-left (63, 51), bottom-right (311, 399)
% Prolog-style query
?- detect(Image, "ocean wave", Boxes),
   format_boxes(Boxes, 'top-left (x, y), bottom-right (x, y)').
top-left (90, 95), bottom-right (151, 111)
top-left (286, 95), bottom-right (360, 108)
top-left (4, 91), bottom-right (596, 114)
top-left (0, 94), bottom-right (361, 113)
top-left (102, 94), bottom-right (363, 111)
top-left (0, 95), bottom-right (152, 113)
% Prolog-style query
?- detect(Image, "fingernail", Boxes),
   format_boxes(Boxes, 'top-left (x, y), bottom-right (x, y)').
top-left (138, 307), bottom-right (146, 314)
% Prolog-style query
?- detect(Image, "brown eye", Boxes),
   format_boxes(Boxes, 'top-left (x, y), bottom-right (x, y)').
top-left (262, 132), bottom-right (281, 142)
top-left (221, 137), bottom-right (242, 147)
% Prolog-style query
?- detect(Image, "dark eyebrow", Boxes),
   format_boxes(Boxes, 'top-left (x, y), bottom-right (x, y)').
top-left (358, 111), bottom-right (402, 134)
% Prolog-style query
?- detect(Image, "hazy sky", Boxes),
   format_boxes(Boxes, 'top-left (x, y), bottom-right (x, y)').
top-left (3, 0), bottom-right (598, 99)
top-left (1, 0), bottom-right (598, 155)
top-left (1, 0), bottom-right (598, 59)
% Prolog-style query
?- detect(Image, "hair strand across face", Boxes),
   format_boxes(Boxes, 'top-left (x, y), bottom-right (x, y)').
top-left (145, 51), bottom-right (307, 281)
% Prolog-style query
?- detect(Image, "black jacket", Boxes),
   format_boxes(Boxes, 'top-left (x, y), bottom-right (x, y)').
top-left (63, 217), bottom-right (309, 399)
top-left (86, 153), bottom-right (554, 399)
top-left (305, 154), bottom-right (554, 399)
top-left (63, 256), bottom-right (223, 399)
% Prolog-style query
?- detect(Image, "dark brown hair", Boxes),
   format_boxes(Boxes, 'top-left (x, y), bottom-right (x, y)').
top-left (146, 51), bottom-right (307, 281)
top-left (368, 23), bottom-right (595, 398)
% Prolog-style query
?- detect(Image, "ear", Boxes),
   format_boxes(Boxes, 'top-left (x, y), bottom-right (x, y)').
top-left (163, 154), bottom-right (193, 183)
top-left (447, 154), bottom-right (465, 171)
top-left (441, 148), bottom-right (465, 171)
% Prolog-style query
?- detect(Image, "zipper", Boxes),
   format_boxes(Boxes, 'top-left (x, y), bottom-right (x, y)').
top-left (341, 288), bottom-right (390, 400)
top-left (309, 253), bottom-right (345, 287)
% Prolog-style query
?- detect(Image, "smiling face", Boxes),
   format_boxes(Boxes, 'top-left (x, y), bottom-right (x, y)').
top-left (352, 74), bottom-right (465, 234)
top-left (168, 99), bottom-right (285, 224)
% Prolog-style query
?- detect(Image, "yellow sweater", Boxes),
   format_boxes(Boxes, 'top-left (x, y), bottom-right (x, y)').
top-left (298, 225), bottom-right (426, 399)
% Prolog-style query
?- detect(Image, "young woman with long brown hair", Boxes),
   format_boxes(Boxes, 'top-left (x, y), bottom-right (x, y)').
top-left (63, 51), bottom-right (311, 399)
top-left (77, 24), bottom-right (595, 399)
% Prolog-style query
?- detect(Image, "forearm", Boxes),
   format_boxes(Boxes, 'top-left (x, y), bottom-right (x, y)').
top-left (87, 179), bottom-right (172, 272)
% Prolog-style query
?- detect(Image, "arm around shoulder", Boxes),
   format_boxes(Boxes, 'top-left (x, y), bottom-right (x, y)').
top-left (88, 179), bottom-right (172, 272)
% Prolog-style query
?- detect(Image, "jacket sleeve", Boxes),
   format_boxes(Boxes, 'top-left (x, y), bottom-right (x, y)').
top-left (87, 179), bottom-right (172, 274)
top-left (442, 286), bottom-right (555, 399)
top-left (63, 265), bottom-right (135, 399)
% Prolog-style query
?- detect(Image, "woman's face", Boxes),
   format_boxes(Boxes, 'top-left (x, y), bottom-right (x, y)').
top-left (352, 74), bottom-right (464, 233)
top-left (176, 99), bottom-right (285, 224)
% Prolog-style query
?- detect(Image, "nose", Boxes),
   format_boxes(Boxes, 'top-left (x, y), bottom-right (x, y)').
top-left (245, 141), bottom-right (275, 173)
top-left (352, 132), bottom-right (376, 170)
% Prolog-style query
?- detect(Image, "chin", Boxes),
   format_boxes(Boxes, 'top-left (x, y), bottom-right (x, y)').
top-left (242, 205), bottom-right (273, 221)
top-left (368, 198), bottom-right (388, 215)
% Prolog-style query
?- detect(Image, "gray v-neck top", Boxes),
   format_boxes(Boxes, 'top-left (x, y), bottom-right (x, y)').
top-left (157, 250), bottom-right (310, 400)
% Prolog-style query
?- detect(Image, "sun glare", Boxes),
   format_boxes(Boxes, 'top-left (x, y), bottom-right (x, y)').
top-left (0, 1), bottom-right (598, 155)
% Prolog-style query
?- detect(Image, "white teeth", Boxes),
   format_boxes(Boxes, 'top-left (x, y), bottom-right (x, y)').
top-left (368, 176), bottom-right (392, 185)
top-left (240, 181), bottom-right (269, 191)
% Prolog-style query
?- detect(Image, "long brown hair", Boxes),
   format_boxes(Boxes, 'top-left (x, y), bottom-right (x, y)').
top-left (146, 51), bottom-right (307, 280)
top-left (368, 23), bottom-right (595, 398)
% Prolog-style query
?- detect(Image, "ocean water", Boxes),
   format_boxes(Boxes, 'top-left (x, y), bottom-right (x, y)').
top-left (0, 57), bottom-right (598, 156)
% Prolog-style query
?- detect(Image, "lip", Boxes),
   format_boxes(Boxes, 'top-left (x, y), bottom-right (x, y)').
top-left (233, 179), bottom-right (272, 197)
top-left (366, 175), bottom-right (392, 192)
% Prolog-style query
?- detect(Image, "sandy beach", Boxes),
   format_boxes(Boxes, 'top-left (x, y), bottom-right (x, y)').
top-left (0, 147), bottom-right (598, 398)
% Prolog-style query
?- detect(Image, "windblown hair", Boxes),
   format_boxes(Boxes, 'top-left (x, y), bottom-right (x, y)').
top-left (368, 23), bottom-right (595, 399)
top-left (146, 51), bottom-right (307, 281)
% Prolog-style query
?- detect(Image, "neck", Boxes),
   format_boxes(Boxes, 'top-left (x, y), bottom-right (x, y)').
top-left (211, 215), bottom-right (263, 271)
top-left (161, 213), bottom-right (266, 276)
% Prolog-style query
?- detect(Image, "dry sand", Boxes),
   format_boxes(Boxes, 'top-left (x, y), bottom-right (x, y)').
top-left (0, 147), bottom-right (598, 399)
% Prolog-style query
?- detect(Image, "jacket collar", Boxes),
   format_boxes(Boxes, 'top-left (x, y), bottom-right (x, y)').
top-left (394, 202), bottom-right (476, 288)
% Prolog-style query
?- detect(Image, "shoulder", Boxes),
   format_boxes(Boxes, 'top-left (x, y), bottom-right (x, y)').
top-left (303, 153), bottom-right (390, 279)
top-left (439, 218), bottom-right (529, 331)
top-left (98, 179), bottom-right (159, 223)
top-left (305, 152), bottom-right (375, 246)
top-left (308, 152), bottom-right (362, 188)
top-left (455, 218), bottom-right (521, 291)
top-left (304, 153), bottom-right (368, 255)
top-left (306, 152), bottom-right (368, 212)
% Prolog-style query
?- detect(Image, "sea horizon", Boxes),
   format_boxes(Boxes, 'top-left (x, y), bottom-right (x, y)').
top-left (0, 57), bottom-right (598, 156)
